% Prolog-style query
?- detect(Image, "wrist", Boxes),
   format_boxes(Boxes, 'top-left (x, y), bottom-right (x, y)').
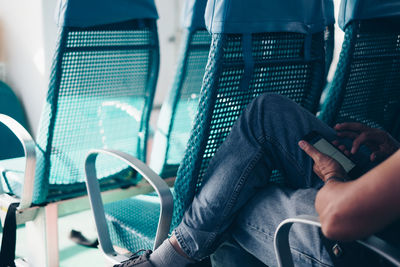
top-left (391, 142), bottom-right (400, 154)
top-left (324, 176), bottom-right (347, 184)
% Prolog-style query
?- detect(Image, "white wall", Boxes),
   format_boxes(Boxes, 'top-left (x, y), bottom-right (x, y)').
top-left (0, 0), bottom-right (57, 136)
top-left (327, 0), bottom-right (345, 81)
top-left (154, 0), bottom-right (183, 107)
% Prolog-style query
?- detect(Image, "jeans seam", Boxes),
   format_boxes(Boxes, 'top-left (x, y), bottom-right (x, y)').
top-left (244, 221), bottom-right (274, 239)
top-left (203, 148), bottom-right (265, 250)
top-left (261, 134), bottom-right (308, 182)
top-left (291, 247), bottom-right (334, 267)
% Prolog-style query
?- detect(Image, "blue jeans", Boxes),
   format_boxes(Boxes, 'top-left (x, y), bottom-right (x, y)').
top-left (173, 94), bottom-right (375, 266)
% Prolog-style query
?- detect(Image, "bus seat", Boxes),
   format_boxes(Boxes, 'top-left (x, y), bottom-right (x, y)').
top-left (0, 0), bottom-right (159, 265)
top-left (276, 0), bottom-right (400, 266)
top-left (149, 0), bottom-right (211, 179)
top-left (0, 81), bottom-right (29, 160)
top-left (84, 0), bottom-right (335, 263)
top-left (319, 0), bottom-right (400, 139)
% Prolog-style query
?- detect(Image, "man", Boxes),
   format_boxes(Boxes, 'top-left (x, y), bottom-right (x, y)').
top-left (116, 94), bottom-right (400, 267)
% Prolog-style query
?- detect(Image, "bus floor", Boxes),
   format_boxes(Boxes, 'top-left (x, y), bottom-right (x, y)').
top-left (1, 209), bottom-right (107, 267)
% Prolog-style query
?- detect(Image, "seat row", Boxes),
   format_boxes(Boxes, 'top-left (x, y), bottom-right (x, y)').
top-left (0, 0), bottom-right (399, 265)
top-left (90, 0), bottom-right (400, 265)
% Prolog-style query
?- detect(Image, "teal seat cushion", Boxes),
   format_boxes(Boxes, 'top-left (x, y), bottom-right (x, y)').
top-left (104, 194), bottom-right (161, 252)
top-left (0, 155), bottom-right (138, 204)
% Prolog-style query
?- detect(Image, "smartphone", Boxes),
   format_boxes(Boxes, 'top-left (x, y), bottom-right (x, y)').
top-left (303, 131), bottom-right (363, 179)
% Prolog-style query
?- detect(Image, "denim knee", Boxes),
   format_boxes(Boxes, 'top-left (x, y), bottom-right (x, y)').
top-left (248, 93), bottom-right (300, 114)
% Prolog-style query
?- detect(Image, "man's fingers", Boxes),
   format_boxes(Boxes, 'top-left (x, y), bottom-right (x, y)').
top-left (332, 140), bottom-right (340, 146)
top-left (332, 140), bottom-right (350, 156)
top-left (370, 151), bottom-right (386, 162)
top-left (338, 145), bottom-right (351, 156)
top-left (334, 122), bottom-right (368, 132)
top-left (351, 132), bottom-right (372, 154)
top-left (299, 140), bottom-right (322, 162)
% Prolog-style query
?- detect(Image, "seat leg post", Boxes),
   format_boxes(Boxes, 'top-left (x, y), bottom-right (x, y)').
top-left (25, 203), bottom-right (59, 267)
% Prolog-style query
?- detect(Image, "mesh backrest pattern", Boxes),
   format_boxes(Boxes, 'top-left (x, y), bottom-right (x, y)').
top-left (34, 19), bottom-right (159, 204)
top-left (151, 29), bottom-right (211, 178)
top-left (319, 17), bottom-right (400, 133)
top-left (172, 30), bottom-right (327, 228)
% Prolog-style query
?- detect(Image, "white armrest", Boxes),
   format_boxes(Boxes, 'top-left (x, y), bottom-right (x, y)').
top-left (274, 215), bottom-right (400, 267)
top-left (85, 149), bottom-right (173, 264)
top-left (274, 215), bottom-right (320, 267)
top-left (0, 114), bottom-right (36, 209)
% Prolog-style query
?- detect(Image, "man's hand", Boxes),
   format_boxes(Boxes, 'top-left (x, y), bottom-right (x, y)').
top-left (298, 140), bottom-right (347, 182)
top-left (334, 122), bottom-right (400, 162)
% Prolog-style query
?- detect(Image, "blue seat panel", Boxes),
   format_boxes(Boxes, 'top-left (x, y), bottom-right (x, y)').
top-left (319, 17), bottom-right (400, 134)
top-left (0, 156), bottom-right (138, 202)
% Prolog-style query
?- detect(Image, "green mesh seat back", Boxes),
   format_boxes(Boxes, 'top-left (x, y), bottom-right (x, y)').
top-left (150, 29), bottom-right (211, 178)
top-left (32, 19), bottom-right (159, 204)
top-left (0, 81), bottom-right (29, 160)
top-left (319, 17), bottom-right (400, 133)
top-left (172, 31), bottom-right (327, 229)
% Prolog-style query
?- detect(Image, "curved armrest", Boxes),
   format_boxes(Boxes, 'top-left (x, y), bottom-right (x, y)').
top-left (357, 235), bottom-right (400, 266)
top-left (0, 114), bottom-right (36, 209)
top-left (274, 215), bottom-right (400, 267)
top-left (85, 149), bottom-right (173, 264)
top-left (274, 215), bottom-right (320, 267)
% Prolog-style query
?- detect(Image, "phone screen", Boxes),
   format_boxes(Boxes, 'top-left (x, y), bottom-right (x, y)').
top-left (312, 138), bottom-right (356, 173)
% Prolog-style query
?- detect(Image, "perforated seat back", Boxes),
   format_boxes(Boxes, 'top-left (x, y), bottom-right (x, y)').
top-left (150, 0), bottom-right (211, 178)
top-left (31, 0), bottom-right (159, 204)
top-left (171, 0), bottom-right (335, 228)
top-left (319, 0), bottom-right (400, 136)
